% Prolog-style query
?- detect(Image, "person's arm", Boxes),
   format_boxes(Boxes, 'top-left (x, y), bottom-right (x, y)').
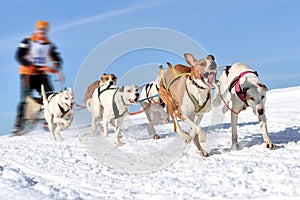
top-left (49, 43), bottom-right (63, 70)
top-left (15, 38), bottom-right (32, 66)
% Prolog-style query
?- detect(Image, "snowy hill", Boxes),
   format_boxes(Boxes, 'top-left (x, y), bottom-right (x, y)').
top-left (0, 86), bottom-right (300, 199)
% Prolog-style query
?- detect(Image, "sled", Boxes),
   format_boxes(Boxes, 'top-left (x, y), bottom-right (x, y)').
top-left (10, 96), bottom-right (45, 137)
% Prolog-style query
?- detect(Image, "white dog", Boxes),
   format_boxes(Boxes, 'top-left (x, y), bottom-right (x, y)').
top-left (213, 62), bottom-right (276, 149)
top-left (99, 85), bottom-right (139, 147)
top-left (41, 85), bottom-right (74, 141)
top-left (139, 65), bottom-right (169, 139)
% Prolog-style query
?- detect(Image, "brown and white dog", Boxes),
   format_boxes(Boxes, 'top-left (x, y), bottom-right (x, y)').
top-left (85, 74), bottom-right (117, 134)
top-left (213, 62), bottom-right (276, 149)
top-left (159, 53), bottom-right (217, 156)
top-left (139, 65), bottom-right (169, 139)
top-left (83, 73), bottom-right (117, 105)
top-left (41, 85), bottom-right (74, 141)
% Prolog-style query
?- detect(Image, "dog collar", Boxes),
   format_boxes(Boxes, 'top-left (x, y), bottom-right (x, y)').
top-left (188, 76), bottom-right (205, 89)
top-left (229, 71), bottom-right (258, 107)
top-left (185, 84), bottom-right (210, 113)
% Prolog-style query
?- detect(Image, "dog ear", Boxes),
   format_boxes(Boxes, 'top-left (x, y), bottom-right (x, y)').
top-left (184, 53), bottom-right (196, 67)
top-left (166, 62), bottom-right (172, 69)
top-left (206, 55), bottom-right (215, 62)
top-left (258, 83), bottom-right (268, 91)
top-left (242, 87), bottom-right (249, 95)
top-left (119, 86), bottom-right (124, 92)
top-left (112, 74), bottom-right (117, 81)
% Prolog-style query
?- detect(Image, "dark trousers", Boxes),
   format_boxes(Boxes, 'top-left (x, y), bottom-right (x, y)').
top-left (14, 74), bottom-right (54, 126)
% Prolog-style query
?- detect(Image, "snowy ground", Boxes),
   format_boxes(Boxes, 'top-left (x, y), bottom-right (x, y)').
top-left (0, 86), bottom-right (300, 199)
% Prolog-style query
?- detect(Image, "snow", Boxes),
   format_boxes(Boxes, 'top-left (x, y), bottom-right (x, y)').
top-left (1, 86), bottom-right (300, 199)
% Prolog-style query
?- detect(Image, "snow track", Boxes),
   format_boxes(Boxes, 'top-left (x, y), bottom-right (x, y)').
top-left (1, 86), bottom-right (300, 199)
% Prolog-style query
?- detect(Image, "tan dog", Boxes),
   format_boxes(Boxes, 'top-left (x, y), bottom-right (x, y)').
top-left (213, 62), bottom-right (276, 149)
top-left (159, 53), bottom-right (217, 156)
top-left (83, 73), bottom-right (117, 105)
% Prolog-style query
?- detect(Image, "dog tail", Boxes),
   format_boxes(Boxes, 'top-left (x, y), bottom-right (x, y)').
top-left (86, 98), bottom-right (93, 112)
top-left (41, 84), bottom-right (48, 107)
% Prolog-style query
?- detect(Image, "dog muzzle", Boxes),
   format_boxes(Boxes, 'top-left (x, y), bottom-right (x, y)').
top-left (201, 71), bottom-right (217, 88)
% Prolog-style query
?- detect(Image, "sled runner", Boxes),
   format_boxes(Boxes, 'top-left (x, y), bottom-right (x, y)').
top-left (10, 96), bottom-right (45, 137)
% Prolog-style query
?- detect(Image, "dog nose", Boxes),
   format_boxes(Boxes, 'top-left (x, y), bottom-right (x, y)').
top-left (109, 81), bottom-right (114, 85)
top-left (257, 108), bottom-right (264, 115)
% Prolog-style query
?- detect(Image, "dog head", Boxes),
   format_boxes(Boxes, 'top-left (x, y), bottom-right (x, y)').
top-left (59, 87), bottom-right (75, 109)
top-left (243, 80), bottom-right (268, 116)
top-left (153, 64), bottom-right (167, 86)
top-left (184, 53), bottom-right (217, 88)
top-left (100, 73), bottom-right (117, 86)
top-left (119, 85), bottom-right (139, 105)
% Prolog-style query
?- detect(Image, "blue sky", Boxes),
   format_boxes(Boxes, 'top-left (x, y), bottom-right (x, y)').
top-left (1, 0), bottom-right (300, 134)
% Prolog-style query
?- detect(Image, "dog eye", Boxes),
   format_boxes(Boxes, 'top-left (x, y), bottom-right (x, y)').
top-left (65, 97), bottom-right (68, 100)
top-left (127, 89), bottom-right (132, 93)
top-left (250, 97), bottom-right (255, 101)
top-left (262, 95), bottom-right (265, 100)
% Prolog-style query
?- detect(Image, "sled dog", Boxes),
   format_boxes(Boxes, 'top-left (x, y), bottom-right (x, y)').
top-left (213, 62), bottom-right (276, 149)
top-left (159, 53), bottom-right (217, 156)
top-left (41, 85), bottom-right (74, 141)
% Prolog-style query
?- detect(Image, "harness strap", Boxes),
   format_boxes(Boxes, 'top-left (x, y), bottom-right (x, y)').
top-left (162, 69), bottom-right (190, 93)
top-left (228, 70), bottom-right (258, 106)
top-left (58, 104), bottom-right (70, 118)
top-left (112, 89), bottom-right (127, 119)
top-left (185, 84), bottom-right (210, 113)
top-left (98, 83), bottom-right (115, 98)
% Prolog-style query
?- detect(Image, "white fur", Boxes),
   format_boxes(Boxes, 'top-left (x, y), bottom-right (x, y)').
top-left (41, 85), bottom-right (74, 141)
top-left (99, 85), bottom-right (139, 147)
top-left (213, 62), bottom-right (276, 149)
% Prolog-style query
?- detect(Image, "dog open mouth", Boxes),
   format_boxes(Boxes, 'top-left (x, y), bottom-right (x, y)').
top-left (202, 71), bottom-right (217, 88)
top-left (129, 98), bottom-right (138, 104)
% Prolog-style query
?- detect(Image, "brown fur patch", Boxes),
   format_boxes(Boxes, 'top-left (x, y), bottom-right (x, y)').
top-left (83, 80), bottom-right (100, 104)
top-left (258, 83), bottom-right (268, 91)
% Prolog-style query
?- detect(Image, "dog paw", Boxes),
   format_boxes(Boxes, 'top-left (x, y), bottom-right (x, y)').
top-left (114, 142), bottom-right (124, 147)
top-left (197, 150), bottom-right (209, 157)
top-left (230, 143), bottom-right (239, 151)
top-left (153, 134), bottom-right (160, 140)
top-left (266, 143), bottom-right (276, 149)
top-left (182, 134), bottom-right (192, 143)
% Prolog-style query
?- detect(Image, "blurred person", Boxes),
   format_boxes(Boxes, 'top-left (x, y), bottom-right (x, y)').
top-left (12, 20), bottom-right (63, 133)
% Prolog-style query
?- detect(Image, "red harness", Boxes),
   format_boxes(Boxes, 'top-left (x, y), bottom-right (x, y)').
top-left (228, 70), bottom-right (258, 106)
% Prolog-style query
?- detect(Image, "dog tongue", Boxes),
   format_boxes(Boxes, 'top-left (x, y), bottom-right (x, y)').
top-left (208, 73), bottom-right (216, 87)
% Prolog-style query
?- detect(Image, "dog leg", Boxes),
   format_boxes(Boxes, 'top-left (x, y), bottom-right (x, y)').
top-left (102, 116), bottom-right (109, 137)
top-left (173, 113), bottom-right (192, 143)
top-left (258, 114), bottom-right (276, 149)
top-left (182, 114), bottom-right (206, 143)
top-left (114, 119), bottom-right (124, 147)
top-left (110, 119), bottom-right (122, 138)
top-left (91, 112), bottom-right (97, 134)
top-left (193, 135), bottom-right (209, 157)
top-left (54, 124), bottom-right (64, 142)
top-left (231, 112), bottom-right (239, 150)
